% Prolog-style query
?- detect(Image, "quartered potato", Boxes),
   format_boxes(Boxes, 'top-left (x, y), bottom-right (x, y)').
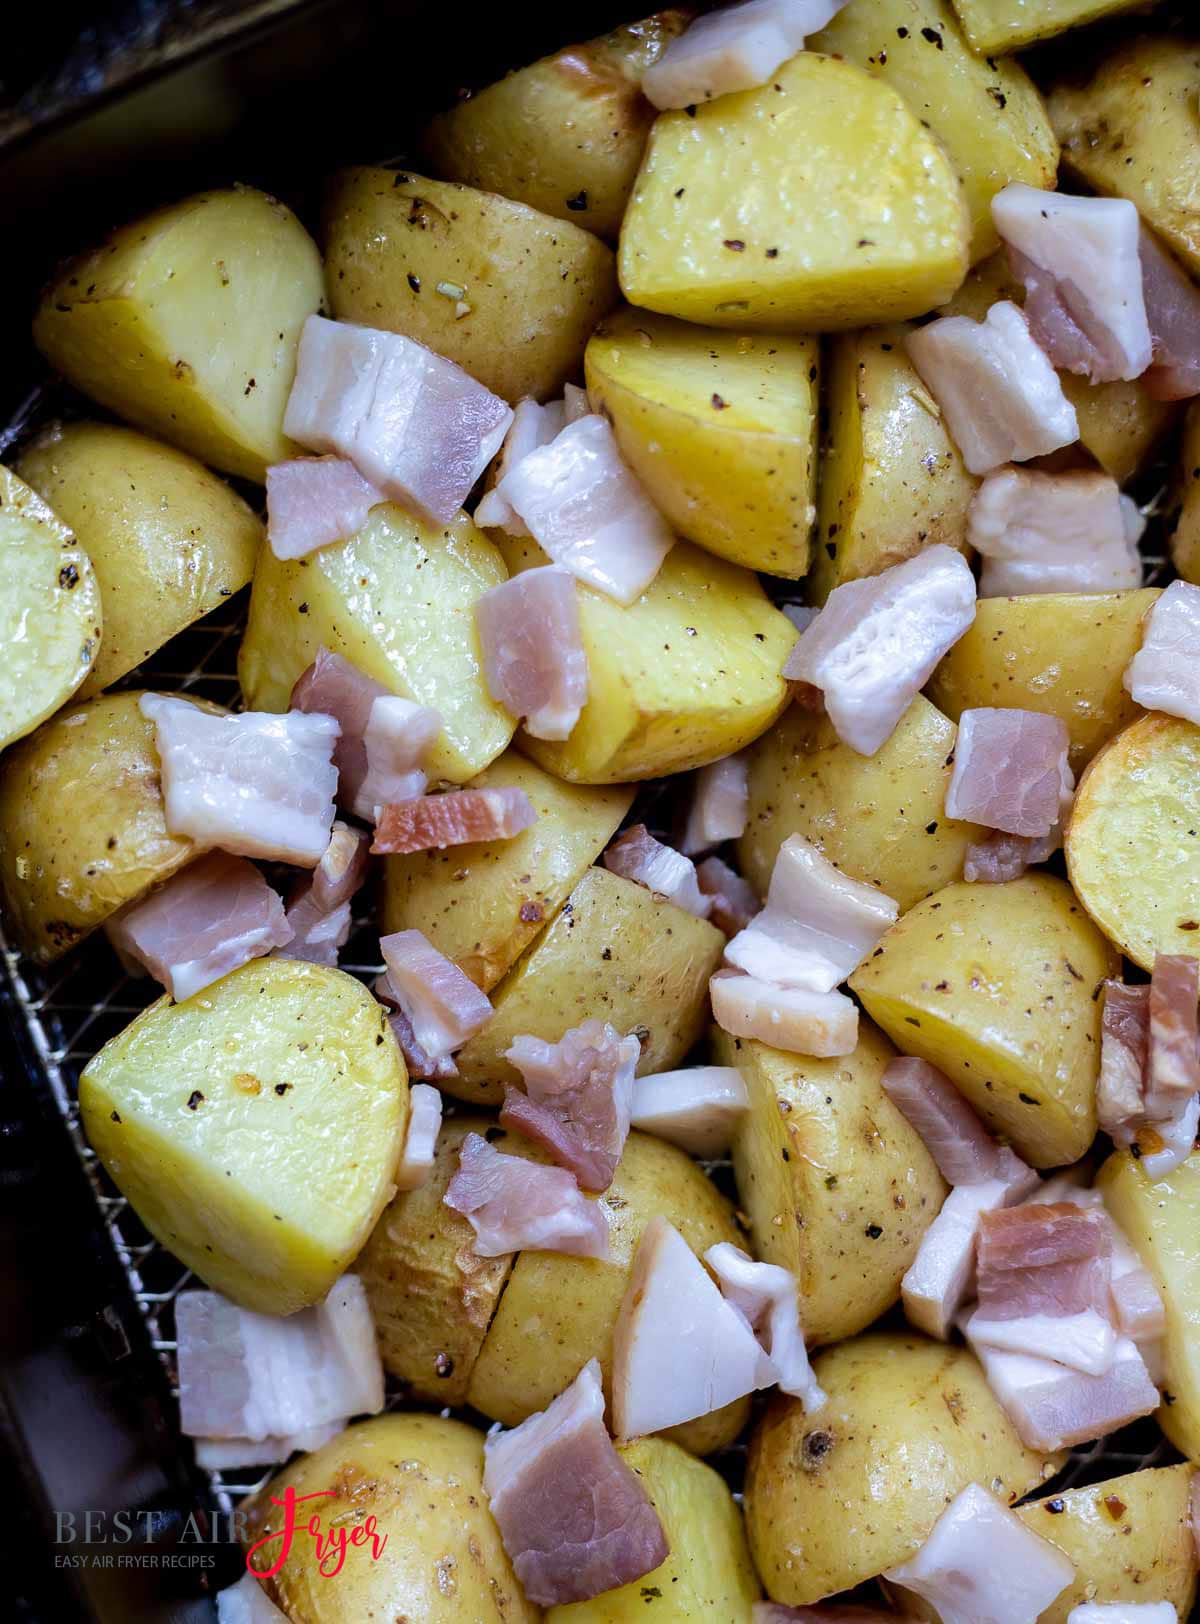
top-left (1067, 714), bottom-right (1200, 971)
top-left (0, 689), bottom-right (209, 962)
top-left (585, 307), bottom-right (818, 577)
top-left (928, 590), bottom-right (1160, 773)
top-left (812, 0), bottom-right (1059, 264)
top-left (546, 1437), bottom-right (761, 1621)
top-left (1016, 1465), bottom-right (1198, 1622)
top-left (738, 695), bottom-right (983, 913)
top-left (423, 10), bottom-right (691, 240)
top-left (452, 865), bottom-right (725, 1104)
top-left (496, 535), bottom-right (793, 782)
top-left (811, 323), bottom-right (977, 603)
top-left (744, 1333), bottom-right (1064, 1606)
top-left (718, 1019), bottom-right (947, 1347)
top-left (466, 1128), bottom-right (750, 1457)
top-left (1170, 401), bottom-right (1200, 585)
top-left (1099, 1148), bottom-right (1200, 1461)
top-left (951, 0), bottom-right (1147, 54)
top-left (0, 466), bottom-right (101, 750)
top-left (1050, 37), bottom-right (1200, 276)
top-left (238, 503), bottom-right (514, 783)
top-left (17, 422), bottom-right (260, 699)
top-left (850, 874), bottom-right (1117, 1168)
top-left (382, 753), bottom-right (633, 990)
top-left (618, 52), bottom-right (970, 330)
top-left (324, 167), bottom-right (618, 404)
top-left (245, 1414), bottom-right (539, 1623)
top-left (33, 187), bottom-right (323, 482)
top-left (81, 960), bottom-right (408, 1315)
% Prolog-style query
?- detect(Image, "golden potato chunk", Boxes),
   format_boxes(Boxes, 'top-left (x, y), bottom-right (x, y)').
top-left (618, 52), bottom-right (969, 330)
top-left (33, 187), bottom-right (323, 481)
top-left (324, 168), bottom-right (617, 404)
top-left (956, 0), bottom-right (1154, 56)
top-left (1067, 714), bottom-right (1200, 972)
top-left (17, 422), bottom-right (259, 698)
top-left (850, 875), bottom-right (1117, 1168)
top-left (80, 960), bottom-right (408, 1315)
top-left (585, 307), bottom-right (818, 576)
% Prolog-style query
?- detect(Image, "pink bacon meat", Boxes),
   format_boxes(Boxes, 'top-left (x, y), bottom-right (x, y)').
top-left (963, 828), bottom-right (1061, 885)
top-left (681, 753), bottom-right (749, 855)
top-left (475, 565), bottom-right (589, 741)
top-left (395, 1083), bottom-right (443, 1193)
top-left (1145, 953), bottom-right (1200, 1118)
top-left (972, 1203), bottom-right (1115, 1370)
top-left (971, 1334), bottom-right (1158, 1452)
top-left (967, 467), bottom-right (1142, 598)
top-left (1098, 980), bottom-right (1150, 1143)
top-left (265, 456), bottom-right (383, 560)
top-left (444, 1131), bottom-right (609, 1259)
top-left (372, 787), bottom-right (537, 855)
top-left (881, 1057), bottom-right (1032, 1190)
top-left (604, 824), bottom-right (711, 918)
top-left (642, 0), bottom-right (847, 110)
top-left (500, 1020), bottom-right (639, 1192)
top-left (291, 647), bottom-right (385, 807)
top-left (277, 821), bottom-right (369, 967)
top-left (379, 928), bottom-right (492, 1068)
top-left (945, 708), bottom-right (1072, 840)
top-left (695, 855), bottom-right (760, 935)
top-left (475, 397), bottom-right (567, 536)
top-left (1139, 225), bottom-right (1200, 401)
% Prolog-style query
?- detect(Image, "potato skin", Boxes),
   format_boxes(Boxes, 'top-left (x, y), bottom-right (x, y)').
top-left (1016, 1466), bottom-right (1197, 1623)
top-left (423, 10), bottom-right (691, 240)
top-left (0, 689), bottom-right (206, 961)
top-left (452, 865), bottom-right (725, 1105)
top-left (850, 875), bottom-right (1117, 1168)
top-left (928, 591), bottom-right (1160, 774)
top-left (718, 1020), bottom-right (947, 1347)
top-left (951, 0), bottom-right (1146, 54)
top-left (17, 421), bottom-right (260, 699)
top-left (1066, 714), bottom-right (1200, 972)
top-left (738, 695), bottom-right (983, 913)
top-left (382, 753), bottom-right (633, 991)
top-left (745, 1333), bottom-right (1063, 1605)
top-left (81, 960), bottom-right (408, 1315)
top-left (33, 187), bottom-right (323, 481)
top-left (244, 1413), bottom-right (538, 1623)
top-left (547, 1437), bottom-right (761, 1621)
top-left (324, 167), bottom-right (617, 404)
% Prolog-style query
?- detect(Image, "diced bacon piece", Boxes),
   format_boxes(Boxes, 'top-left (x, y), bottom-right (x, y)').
top-left (642, 0), bottom-right (848, 110)
top-left (1068, 1606), bottom-right (1178, 1624)
top-left (604, 824), bottom-right (711, 918)
top-left (946, 709), bottom-right (1071, 839)
top-left (905, 302), bottom-right (1080, 476)
top-left (1125, 580), bottom-right (1200, 726)
top-left (277, 821), bottom-right (369, 967)
top-left (562, 384), bottom-right (591, 424)
top-left (395, 1083), bottom-right (443, 1192)
top-left (964, 1309), bottom-right (1117, 1376)
top-left (217, 1573), bottom-right (289, 1623)
top-left (500, 1020), bottom-right (639, 1192)
top-left (881, 1057), bottom-right (1034, 1189)
top-left (375, 975), bottom-right (460, 1082)
top-left (682, 754), bottom-right (749, 855)
top-left (783, 545), bottom-right (977, 756)
top-left (696, 856), bottom-right (760, 935)
top-left (379, 929), bottom-right (492, 1064)
top-left (307, 820), bottom-right (371, 913)
top-left (705, 1242), bottom-right (826, 1413)
top-left (884, 1481), bottom-right (1075, 1624)
top-left (195, 1422), bottom-right (341, 1471)
top-left (753, 1608), bottom-right (896, 1624)
top-left (177, 1276), bottom-right (383, 1444)
top-left (475, 565), bottom-right (588, 740)
top-left (106, 852), bottom-right (292, 1002)
top-left (265, 456), bottom-right (383, 560)
top-left (1140, 227), bottom-right (1200, 401)
top-left (1098, 981), bottom-right (1151, 1143)
top-left (612, 1217), bottom-right (772, 1438)
top-left (964, 829), bottom-right (1061, 885)
top-left (967, 468), bottom-right (1142, 598)
top-left (140, 694), bottom-right (338, 867)
top-left (1146, 954), bottom-right (1200, 1117)
top-left (978, 1201), bottom-right (1110, 1274)
top-left (353, 696), bottom-right (441, 822)
top-left (710, 969), bottom-right (858, 1057)
top-left (969, 1335), bottom-right (1158, 1451)
top-left (497, 415), bottom-right (675, 605)
top-left (1138, 1093), bottom-right (1200, 1180)
top-left (902, 1176), bottom-right (1038, 1341)
top-left (372, 787), bottom-right (537, 855)
top-left (1111, 1267), bottom-right (1167, 1344)
top-left (444, 1131), bottom-right (609, 1258)
top-left (993, 185), bottom-right (1152, 384)
top-left (483, 1360), bottom-right (668, 1607)
top-left (476, 398), bottom-right (566, 535)
top-left (290, 646), bottom-right (385, 809)
top-left (283, 315), bottom-right (513, 525)
top-left (275, 902), bottom-right (350, 967)
top-left (631, 1066), bottom-right (749, 1157)
top-left (725, 833), bottom-right (896, 991)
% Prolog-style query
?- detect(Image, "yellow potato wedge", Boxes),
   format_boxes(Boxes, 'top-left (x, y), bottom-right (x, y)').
top-left (584, 307), bottom-right (818, 576)
top-left (238, 503), bottom-right (514, 784)
top-left (324, 167), bottom-right (617, 404)
top-left (1066, 714), bottom-right (1200, 971)
top-left (451, 864), bottom-right (725, 1105)
top-left (928, 590), bottom-right (1160, 774)
top-left (17, 421), bottom-right (259, 698)
top-left (744, 1333), bottom-right (1064, 1605)
top-left (850, 874), bottom-right (1117, 1168)
top-left (738, 695), bottom-right (983, 912)
top-left (495, 535), bottom-right (793, 783)
top-left (618, 52), bottom-right (969, 330)
top-left (1170, 402), bottom-right (1200, 586)
top-left (423, 10), bottom-right (692, 240)
top-left (33, 187), bottom-right (323, 481)
top-left (718, 1019), bottom-right (947, 1347)
top-left (951, 0), bottom-right (1148, 54)
top-left (80, 959), bottom-right (408, 1315)
top-left (0, 466), bottom-right (101, 750)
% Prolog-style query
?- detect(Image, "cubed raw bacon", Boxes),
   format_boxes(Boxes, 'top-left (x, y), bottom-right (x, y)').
top-left (1140, 225), bottom-right (1200, 401)
top-left (681, 753), bottom-right (749, 855)
top-left (642, 0), bottom-right (848, 110)
top-left (444, 1131), bottom-right (609, 1258)
top-left (375, 976), bottom-right (460, 1082)
top-left (1098, 981), bottom-right (1151, 1143)
top-left (277, 821), bottom-right (369, 967)
top-left (964, 1308), bottom-right (1117, 1376)
top-left (710, 969), bottom-right (858, 1058)
top-left (500, 1020), bottom-right (639, 1192)
top-left (705, 1242), bottom-right (826, 1413)
top-left (902, 1176), bottom-right (1037, 1341)
top-left (604, 824), bottom-right (711, 918)
top-left (881, 1057), bottom-right (1033, 1190)
top-left (969, 1335), bottom-right (1158, 1452)
top-left (1124, 580), bottom-right (1200, 726)
top-left (395, 1083), bottom-right (443, 1192)
top-left (379, 928), bottom-right (493, 1064)
top-left (695, 855), bottom-right (760, 935)
top-left (945, 708), bottom-right (1072, 840)
top-left (631, 1065), bottom-right (749, 1158)
top-left (265, 456), bottom-right (383, 559)
top-left (964, 828), bottom-right (1062, 885)
top-left (353, 696), bottom-right (442, 822)
top-left (475, 565), bottom-right (588, 741)
top-left (967, 467), bottom-right (1142, 598)
top-left (1145, 954), bottom-right (1200, 1118)
top-left (290, 646), bottom-right (385, 810)
top-left (372, 787), bottom-right (537, 854)
top-left (475, 397), bottom-right (567, 535)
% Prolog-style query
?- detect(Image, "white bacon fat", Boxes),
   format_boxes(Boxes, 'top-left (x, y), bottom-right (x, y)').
top-left (444, 1131), bottom-right (609, 1258)
top-left (967, 467), bottom-right (1142, 598)
top-left (631, 1065), bottom-right (749, 1157)
top-left (642, 0), bottom-right (848, 110)
top-left (475, 565), bottom-right (589, 741)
